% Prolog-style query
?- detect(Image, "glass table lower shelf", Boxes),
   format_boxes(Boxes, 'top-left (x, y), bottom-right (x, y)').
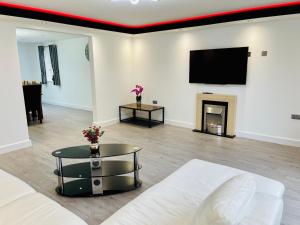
top-left (56, 176), bottom-right (142, 197)
top-left (54, 161), bottom-right (142, 178)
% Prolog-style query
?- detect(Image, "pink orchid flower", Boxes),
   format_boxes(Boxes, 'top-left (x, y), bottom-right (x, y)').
top-left (131, 85), bottom-right (144, 96)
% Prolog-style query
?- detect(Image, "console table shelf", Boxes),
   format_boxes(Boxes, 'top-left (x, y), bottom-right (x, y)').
top-left (120, 117), bottom-right (163, 127)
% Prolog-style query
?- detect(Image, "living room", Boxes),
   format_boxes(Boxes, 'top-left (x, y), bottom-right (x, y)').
top-left (0, 1), bottom-right (299, 225)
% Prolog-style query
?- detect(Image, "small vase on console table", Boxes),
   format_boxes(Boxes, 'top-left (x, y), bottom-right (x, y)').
top-left (136, 95), bottom-right (142, 107)
top-left (131, 85), bottom-right (144, 108)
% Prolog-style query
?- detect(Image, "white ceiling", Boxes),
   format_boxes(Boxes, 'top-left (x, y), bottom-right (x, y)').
top-left (4, 0), bottom-right (294, 25)
top-left (16, 28), bottom-right (86, 43)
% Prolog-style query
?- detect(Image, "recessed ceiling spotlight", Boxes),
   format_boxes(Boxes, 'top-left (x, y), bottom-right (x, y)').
top-left (111, 0), bottom-right (158, 5)
top-left (131, 0), bottom-right (140, 4)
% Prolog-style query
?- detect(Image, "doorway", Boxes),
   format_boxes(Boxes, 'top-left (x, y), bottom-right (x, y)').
top-left (16, 28), bottom-right (95, 139)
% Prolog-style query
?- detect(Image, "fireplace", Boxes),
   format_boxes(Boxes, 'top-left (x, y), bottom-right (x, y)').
top-left (202, 101), bottom-right (228, 136)
top-left (194, 93), bottom-right (237, 138)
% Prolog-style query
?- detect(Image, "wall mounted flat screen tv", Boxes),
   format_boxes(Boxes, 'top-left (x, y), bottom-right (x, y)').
top-left (189, 47), bottom-right (249, 85)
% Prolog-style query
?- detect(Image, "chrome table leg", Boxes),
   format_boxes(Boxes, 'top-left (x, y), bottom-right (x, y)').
top-left (56, 157), bottom-right (64, 194)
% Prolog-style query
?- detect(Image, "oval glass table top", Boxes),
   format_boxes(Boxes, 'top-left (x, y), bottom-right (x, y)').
top-left (52, 144), bottom-right (142, 159)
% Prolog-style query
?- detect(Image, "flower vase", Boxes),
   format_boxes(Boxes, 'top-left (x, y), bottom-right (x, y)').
top-left (90, 143), bottom-right (99, 155)
top-left (136, 95), bottom-right (142, 107)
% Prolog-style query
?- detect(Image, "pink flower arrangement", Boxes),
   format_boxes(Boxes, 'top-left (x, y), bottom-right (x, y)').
top-left (131, 85), bottom-right (144, 96)
top-left (82, 126), bottom-right (104, 144)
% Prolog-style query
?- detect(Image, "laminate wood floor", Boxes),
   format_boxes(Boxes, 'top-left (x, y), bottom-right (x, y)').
top-left (0, 104), bottom-right (299, 225)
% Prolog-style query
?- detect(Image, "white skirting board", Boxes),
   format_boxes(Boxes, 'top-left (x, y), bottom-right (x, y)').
top-left (237, 131), bottom-right (300, 148)
top-left (42, 101), bottom-right (92, 111)
top-left (165, 119), bottom-right (300, 147)
top-left (165, 119), bottom-right (194, 129)
top-left (0, 139), bottom-right (32, 155)
top-left (93, 117), bottom-right (300, 148)
top-left (93, 118), bottom-right (119, 128)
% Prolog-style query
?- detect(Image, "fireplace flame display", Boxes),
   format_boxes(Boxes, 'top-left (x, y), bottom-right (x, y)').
top-left (203, 102), bottom-right (228, 136)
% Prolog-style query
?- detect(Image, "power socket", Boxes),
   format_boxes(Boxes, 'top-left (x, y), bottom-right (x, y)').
top-left (262, 51), bottom-right (268, 56)
top-left (291, 114), bottom-right (300, 120)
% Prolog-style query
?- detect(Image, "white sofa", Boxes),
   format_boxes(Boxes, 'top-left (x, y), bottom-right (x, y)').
top-left (0, 169), bottom-right (87, 225)
top-left (101, 159), bottom-right (285, 225)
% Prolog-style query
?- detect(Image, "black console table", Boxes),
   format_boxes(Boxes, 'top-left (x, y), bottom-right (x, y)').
top-left (52, 144), bottom-right (142, 197)
top-left (119, 103), bottom-right (164, 128)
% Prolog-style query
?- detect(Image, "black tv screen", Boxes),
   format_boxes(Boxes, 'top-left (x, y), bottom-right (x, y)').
top-left (189, 47), bottom-right (249, 85)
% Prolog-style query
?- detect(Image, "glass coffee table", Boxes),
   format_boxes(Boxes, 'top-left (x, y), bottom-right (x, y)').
top-left (52, 144), bottom-right (142, 197)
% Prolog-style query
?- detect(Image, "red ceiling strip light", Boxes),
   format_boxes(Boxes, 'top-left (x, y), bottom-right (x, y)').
top-left (0, 2), bottom-right (133, 28)
top-left (1, 1), bottom-right (300, 29)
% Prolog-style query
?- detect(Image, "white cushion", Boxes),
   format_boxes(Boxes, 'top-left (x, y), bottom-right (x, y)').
top-left (0, 193), bottom-right (87, 225)
top-left (240, 193), bottom-right (283, 225)
top-left (0, 170), bottom-right (35, 208)
top-left (0, 169), bottom-right (88, 225)
top-left (191, 174), bottom-right (256, 225)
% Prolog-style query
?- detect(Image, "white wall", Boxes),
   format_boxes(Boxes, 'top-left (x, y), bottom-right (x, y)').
top-left (17, 42), bottom-right (41, 81)
top-left (18, 38), bottom-right (94, 111)
top-left (42, 37), bottom-right (93, 111)
top-left (132, 19), bottom-right (300, 147)
top-left (91, 32), bottom-right (133, 125)
top-left (0, 22), bottom-right (31, 154)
